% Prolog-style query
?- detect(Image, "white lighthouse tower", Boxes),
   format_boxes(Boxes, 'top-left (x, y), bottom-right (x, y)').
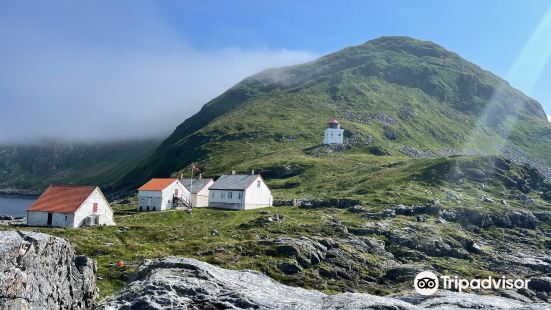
top-left (323, 117), bottom-right (344, 145)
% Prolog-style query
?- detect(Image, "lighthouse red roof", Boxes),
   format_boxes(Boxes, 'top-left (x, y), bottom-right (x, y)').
top-left (329, 117), bottom-right (340, 124)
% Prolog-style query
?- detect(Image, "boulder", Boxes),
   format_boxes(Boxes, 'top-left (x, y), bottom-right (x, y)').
top-left (507, 211), bottom-right (539, 229)
top-left (465, 240), bottom-right (483, 254)
top-left (416, 215), bottom-right (428, 222)
top-left (296, 198), bottom-right (362, 209)
top-left (0, 230), bottom-right (97, 309)
top-left (395, 204), bottom-right (439, 216)
top-left (278, 260), bottom-right (302, 275)
top-left (267, 237), bottom-right (328, 268)
top-left (388, 231), bottom-right (469, 259)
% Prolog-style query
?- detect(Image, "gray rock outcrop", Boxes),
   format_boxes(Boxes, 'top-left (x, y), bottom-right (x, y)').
top-left (0, 230), bottom-right (97, 309)
top-left (99, 256), bottom-right (548, 309)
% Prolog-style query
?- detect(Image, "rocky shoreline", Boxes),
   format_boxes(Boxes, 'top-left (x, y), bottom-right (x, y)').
top-left (0, 187), bottom-right (41, 197)
top-left (0, 215), bottom-right (26, 225)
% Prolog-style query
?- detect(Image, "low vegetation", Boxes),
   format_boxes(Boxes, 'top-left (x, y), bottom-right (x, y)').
top-left (10, 154), bottom-right (551, 300)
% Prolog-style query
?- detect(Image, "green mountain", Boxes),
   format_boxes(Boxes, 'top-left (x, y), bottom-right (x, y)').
top-left (120, 36), bottom-right (551, 203)
top-left (0, 139), bottom-right (160, 192)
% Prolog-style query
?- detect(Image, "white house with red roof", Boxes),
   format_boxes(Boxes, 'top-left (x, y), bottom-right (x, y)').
top-left (323, 117), bottom-right (344, 144)
top-left (208, 172), bottom-right (272, 210)
top-left (137, 178), bottom-right (190, 211)
top-left (27, 185), bottom-right (115, 228)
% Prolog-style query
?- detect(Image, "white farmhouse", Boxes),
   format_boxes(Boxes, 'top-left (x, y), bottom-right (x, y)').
top-left (27, 185), bottom-right (115, 228)
top-left (137, 178), bottom-right (190, 211)
top-left (208, 173), bottom-right (273, 210)
top-left (323, 117), bottom-right (344, 144)
top-left (180, 178), bottom-right (214, 208)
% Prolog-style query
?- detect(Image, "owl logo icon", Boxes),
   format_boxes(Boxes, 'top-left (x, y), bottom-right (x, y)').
top-left (414, 271), bottom-right (439, 295)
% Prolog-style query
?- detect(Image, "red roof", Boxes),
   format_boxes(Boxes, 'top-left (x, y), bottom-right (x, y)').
top-left (28, 185), bottom-right (97, 213)
top-left (138, 178), bottom-right (177, 191)
top-left (329, 117), bottom-right (340, 124)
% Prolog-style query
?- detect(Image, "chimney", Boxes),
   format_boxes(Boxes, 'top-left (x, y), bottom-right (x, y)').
top-left (179, 173), bottom-right (183, 179)
top-left (199, 173), bottom-right (202, 179)
top-left (251, 169), bottom-right (255, 175)
top-left (232, 170), bottom-right (236, 175)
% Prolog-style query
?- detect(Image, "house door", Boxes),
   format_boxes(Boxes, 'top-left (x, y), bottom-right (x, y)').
top-left (47, 213), bottom-right (53, 226)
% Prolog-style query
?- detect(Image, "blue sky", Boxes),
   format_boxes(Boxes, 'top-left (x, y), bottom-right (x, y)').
top-left (1, 1), bottom-right (550, 142)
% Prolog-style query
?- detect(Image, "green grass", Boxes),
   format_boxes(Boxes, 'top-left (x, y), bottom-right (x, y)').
top-left (18, 204), bottom-right (365, 299)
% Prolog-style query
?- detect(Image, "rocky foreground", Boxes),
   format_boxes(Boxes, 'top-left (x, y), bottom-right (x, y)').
top-left (1, 230), bottom-right (550, 309)
top-left (0, 230), bottom-right (97, 309)
top-left (99, 256), bottom-right (549, 310)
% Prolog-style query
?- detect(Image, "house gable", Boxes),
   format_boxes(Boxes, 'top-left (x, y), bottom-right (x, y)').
top-left (73, 187), bottom-right (113, 215)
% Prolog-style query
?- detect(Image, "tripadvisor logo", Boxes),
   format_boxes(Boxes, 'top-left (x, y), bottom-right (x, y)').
top-left (414, 271), bottom-right (530, 295)
top-left (414, 271), bottom-right (439, 295)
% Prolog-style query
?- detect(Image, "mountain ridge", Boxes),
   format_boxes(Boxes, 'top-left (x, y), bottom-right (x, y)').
top-left (118, 36), bottom-right (551, 194)
top-left (0, 138), bottom-right (160, 191)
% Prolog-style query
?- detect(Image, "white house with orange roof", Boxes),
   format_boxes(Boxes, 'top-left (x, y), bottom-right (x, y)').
top-left (27, 185), bottom-right (115, 228)
top-left (137, 178), bottom-right (190, 211)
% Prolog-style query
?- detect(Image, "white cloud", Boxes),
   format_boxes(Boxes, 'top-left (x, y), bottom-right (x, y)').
top-left (0, 2), bottom-right (317, 143)
top-left (548, 115), bottom-right (551, 122)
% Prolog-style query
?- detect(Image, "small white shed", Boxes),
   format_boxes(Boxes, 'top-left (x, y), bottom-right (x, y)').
top-left (137, 178), bottom-right (190, 211)
top-left (208, 173), bottom-right (273, 210)
top-left (27, 185), bottom-right (115, 228)
top-left (180, 178), bottom-right (214, 208)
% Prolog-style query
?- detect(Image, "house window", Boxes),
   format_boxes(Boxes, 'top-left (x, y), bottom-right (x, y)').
top-left (93, 203), bottom-right (98, 213)
top-left (257, 180), bottom-right (261, 188)
top-left (238, 192), bottom-right (243, 199)
top-left (175, 188), bottom-right (179, 197)
top-left (228, 192), bottom-right (233, 199)
top-left (211, 191), bottom-right (215, 198)
top-left (65, 215), bottom-right (68, 221)
top-left (221, 192), bottom-right (225, 198)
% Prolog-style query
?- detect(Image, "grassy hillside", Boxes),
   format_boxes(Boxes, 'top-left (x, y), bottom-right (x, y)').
top-left (119, 36), bottom-right (551, 198)
top-left (0, 139), bottom-right (160, 191)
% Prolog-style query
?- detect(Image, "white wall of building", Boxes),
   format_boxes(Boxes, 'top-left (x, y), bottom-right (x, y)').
top-left (208, 176), bottom-right (272, 210)
top-left (27, 211), bottom-right (75, 227)
top-left (243, 177), bottom-right (273, 209)
top-left (323, 128), bottom-right (344, 144)
top-left (191, 180), bottom-right (213, 208)
top-left (73, 189), bottom-right (115, 227)
top-left (208, 189), bottom-right (245, 210)
top-left (138, 180), bottom-right (190, 211)
top-left (138, 190), bottom-right (162, 211)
